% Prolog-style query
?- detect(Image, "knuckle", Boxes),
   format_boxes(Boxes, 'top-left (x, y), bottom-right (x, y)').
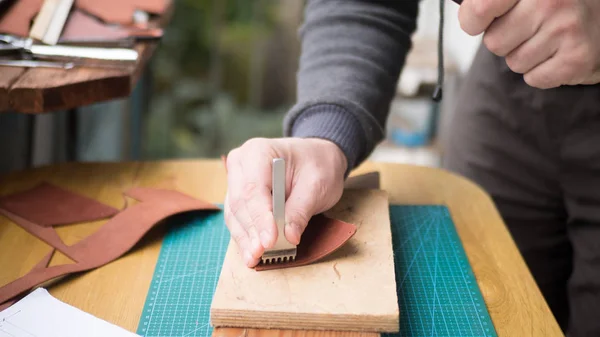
top-left (247, 207), bottom-right (266, 228)
top-left (553, 15), bottom-right (581, 37)
top-left (225, 148), bottom-right (240, 170)
top-left (570, 46), bottom-right (592, 70)
top-left (241, 181), bottom-right (259, 201)
top-left (524, 72), bottom-right (551, 89)
top-left (243, 137), bottom-right (269, 150)
top-left (288, 207), bottom-right (310, 229)
top-left (483, 33), bottom-right (504, 56)
top-left (231, 231), bottom-right (246, 245)
top-left (308, 175), bottom-right (330, 204)
top-left (227, 147), bottom-right (240, 161)
top-left (505, 53), bottom-right (524, 73)
top-left (540, 0), bottom-right (561, 14)
top-left (523, 74), bottom-right (540, 88)
top-left (228, 195), bottom-right (244, 216)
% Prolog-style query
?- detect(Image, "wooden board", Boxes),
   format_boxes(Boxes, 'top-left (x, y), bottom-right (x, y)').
top-left (210, 189), bottom-right (399, 333)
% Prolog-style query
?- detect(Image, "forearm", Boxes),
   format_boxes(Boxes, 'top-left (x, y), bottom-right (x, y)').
top-left (283, 0), bottom-right (420, 172)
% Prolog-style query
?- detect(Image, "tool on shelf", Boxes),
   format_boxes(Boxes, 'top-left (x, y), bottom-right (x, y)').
top-left (260, 158), bottom-right (297, 265)
top-left (0, 34), bottom-right (138, 64)
top-left (29, 0), bottom-right (74, 45)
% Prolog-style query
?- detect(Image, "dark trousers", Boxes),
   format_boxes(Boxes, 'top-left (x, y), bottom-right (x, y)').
top-left (443, 44), bottom-right (600, 337)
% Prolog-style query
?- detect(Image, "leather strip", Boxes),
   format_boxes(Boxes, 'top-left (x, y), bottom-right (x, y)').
top-left (76, 0), bottom-right (168, 24)
top-left (0, 0), bottom-right (168, 37)
top-left (0, 210), bottom-right (79, 261)
top-left (0, 184), bottom-right (220, 306)
top-left (59, 10), bottom-right (163, 43)
top-left (255, 214), bottom-right (357, 271)
top-left (0, 249), bottom-right (53, 312)
top-left (0, 182), bottom-right (119, 227)
top-left (0, 0), bottom-right (42, 37)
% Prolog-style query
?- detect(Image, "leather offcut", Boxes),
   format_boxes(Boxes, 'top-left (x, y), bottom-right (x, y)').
top-left (0, 183), bottom-right (220, 307)
top-left (0, 182), bottom-right (119, 227)
top-left (255, 214), bottom-right (357, 271)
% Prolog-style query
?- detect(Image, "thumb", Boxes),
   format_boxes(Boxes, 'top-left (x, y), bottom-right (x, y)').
top-left (283, 177), bottom-right (331, 245)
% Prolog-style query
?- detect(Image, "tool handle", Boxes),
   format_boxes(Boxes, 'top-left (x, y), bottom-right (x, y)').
top-left (271, 158), bottom-right (288, 249)
top-left (29, 44), bottom-right (138, 63)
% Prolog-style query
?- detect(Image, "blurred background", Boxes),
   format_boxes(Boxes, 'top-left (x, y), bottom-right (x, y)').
top-left (0, 0), bottom-right (482, 174)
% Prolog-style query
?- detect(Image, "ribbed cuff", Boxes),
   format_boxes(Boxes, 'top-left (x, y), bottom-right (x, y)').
top-left (290, 104), bottom-right (364, 176)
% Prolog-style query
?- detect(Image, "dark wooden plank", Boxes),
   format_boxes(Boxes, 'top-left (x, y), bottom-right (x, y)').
top-left (0, 68), bottom-right (27, 112)
top-left (7, 43), bottom-right (155, 113)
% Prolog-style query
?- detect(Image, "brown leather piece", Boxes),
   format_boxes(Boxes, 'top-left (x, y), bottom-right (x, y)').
top-left (0, 0), bottom-right (43, 36)
top-left (76, 0), bottom-right (168, 24)
top-left (0, 209), bottom-right (78, 260)
top-left (0, 182), bottom-right (119, 227)
top-left (255, 214), bottom-right (357, 271)
top-left (0, 249), bottom-right (53, 312)
top-left (59, 10), bottom-right (163, 43)
top-left (0, 0), bottom-right (168, 37)
top-left (0, 184), bottom-right (220, 306)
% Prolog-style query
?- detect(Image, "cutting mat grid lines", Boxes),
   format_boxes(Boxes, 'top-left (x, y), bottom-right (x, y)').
top-left (384, 206), bottom-right (497, 337)
top-left (137, 206), bottom-right (498, 337)
top-left (137, 212), bottom-right (229, 337)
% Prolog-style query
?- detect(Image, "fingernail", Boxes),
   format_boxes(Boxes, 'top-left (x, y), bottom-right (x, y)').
top-left (260, 230), bottom-right (271, 247)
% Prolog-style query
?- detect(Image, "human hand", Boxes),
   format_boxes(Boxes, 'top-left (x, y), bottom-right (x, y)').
top-left (458, 0), bottom-right (600, 88)
top-left (223, 137), bottom-right (347, 267)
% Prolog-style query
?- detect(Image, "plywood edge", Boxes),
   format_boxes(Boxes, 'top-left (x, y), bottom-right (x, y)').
top-left (210, 309), bottom-right (399, 333)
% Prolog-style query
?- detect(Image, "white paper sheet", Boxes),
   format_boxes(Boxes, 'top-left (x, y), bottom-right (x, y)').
top-left (0, 288), bottom-right (140, 337)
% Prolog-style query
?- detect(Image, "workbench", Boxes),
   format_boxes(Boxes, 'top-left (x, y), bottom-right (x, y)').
top-left (0, 4), bottom-right (172, 114)
top-left (0, 159), bottom-right (564, 336)
top-left (0, 43), bottom-right (156, 113)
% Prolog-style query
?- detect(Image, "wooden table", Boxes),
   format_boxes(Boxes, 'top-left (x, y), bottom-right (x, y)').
top-left (0, 159), bottom-right (564, 336)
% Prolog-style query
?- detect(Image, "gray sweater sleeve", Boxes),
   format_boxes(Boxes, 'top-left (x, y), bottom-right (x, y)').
top-left (283, 0), bottom-right (420, 173)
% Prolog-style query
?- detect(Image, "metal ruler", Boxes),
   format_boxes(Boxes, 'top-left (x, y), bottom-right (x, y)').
top-left (137, 206), bottom-right (497, 337)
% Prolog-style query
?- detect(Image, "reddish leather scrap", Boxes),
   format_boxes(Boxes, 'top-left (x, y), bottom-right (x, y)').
top-left (255, 214), bottom-right (357, 271)
top-left (0, 0), bottom-right (42, 37)
top-left (0, 249), bottom-right (53, 312)
top-left (76, 0), bottom-right (168, 24)
top-left (59, 10), bottom-right (163, 42)
top-left (0, 183), bottom-right (220, 306)
top-left (0, 0), bottom-right (168, 37)
top-left (0, 182), bottom-right (119, 227)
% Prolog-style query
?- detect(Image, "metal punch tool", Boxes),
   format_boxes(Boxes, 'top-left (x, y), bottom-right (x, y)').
top-left (260, 158), bottom-right (297, 264)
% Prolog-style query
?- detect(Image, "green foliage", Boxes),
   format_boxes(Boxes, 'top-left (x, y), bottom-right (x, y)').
top-left (142, 0), bottom-right (294, 160)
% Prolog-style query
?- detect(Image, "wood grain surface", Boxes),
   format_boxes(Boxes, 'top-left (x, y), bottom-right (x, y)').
top-left (2, 43), bottom-right (156, 113)
top-left (0, 159), bottom-right (564, 337)
top-left (0, 68), bottom-right (26, 112)
top-left (211, 189), bottom-right (399, 332)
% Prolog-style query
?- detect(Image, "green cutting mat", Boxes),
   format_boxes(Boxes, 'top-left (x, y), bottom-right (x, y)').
top-left (137, 205), bottom-right (498, 337)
